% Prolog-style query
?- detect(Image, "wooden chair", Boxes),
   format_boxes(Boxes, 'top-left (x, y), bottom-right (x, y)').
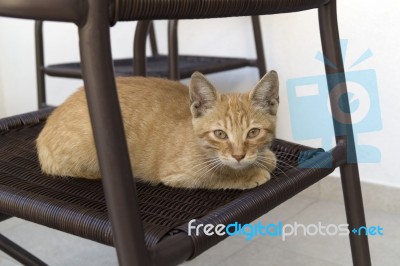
top-left (0, 0), bottom-right (371, 265)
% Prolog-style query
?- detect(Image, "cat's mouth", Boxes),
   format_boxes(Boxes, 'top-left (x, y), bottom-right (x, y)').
top-left (229, 164), bottom-right (249, 170)
top-left (223, 159), bottom-right (253, 170)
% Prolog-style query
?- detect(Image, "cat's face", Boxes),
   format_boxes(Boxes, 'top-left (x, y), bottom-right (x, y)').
top-left (190, 71), bottom-right (279, 171)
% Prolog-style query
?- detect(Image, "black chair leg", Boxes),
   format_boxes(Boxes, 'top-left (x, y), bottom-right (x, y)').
top-left (78, 1), bottom-right (151, 265)
top-left (168, 20), bottom-right (179, 80)
top-left (318, 1), bottom-right (371, 266)
top-left (133, 20), bottom-right (152, 76)
top-left (149, 21), bottom-right (159, 56)
top-left (0, 234), bottom-right (47, 266)
top-left (251, 16), bottom-right (267, 77)
top-left (35, 20), bottom-right (47, 109)
top-left (0, 213), bottom-right (10, 222)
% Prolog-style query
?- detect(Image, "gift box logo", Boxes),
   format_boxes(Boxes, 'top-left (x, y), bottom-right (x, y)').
top-left (287, 40), bottom-right (382, 164)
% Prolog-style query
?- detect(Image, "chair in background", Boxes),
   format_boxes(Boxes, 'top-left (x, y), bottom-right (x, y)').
top-left (35, 17), bottom-right (266, 108)
top-left (0, 0), bottom-right (371, 265)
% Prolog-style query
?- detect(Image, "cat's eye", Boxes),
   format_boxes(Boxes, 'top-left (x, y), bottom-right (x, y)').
top-left (247, 128), bottom-right (260, 138)
top-left (214, 130), bottom-right (228, 140)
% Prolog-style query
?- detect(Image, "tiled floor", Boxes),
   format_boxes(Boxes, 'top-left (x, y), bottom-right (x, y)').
top-left (0, 193), bottom-right (399, 266)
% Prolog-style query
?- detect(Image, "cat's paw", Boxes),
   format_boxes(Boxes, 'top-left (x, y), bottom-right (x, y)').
top-left (161, 174), bottom-right (193, 188)
top-left (241, 169), bottom-right (271, 189)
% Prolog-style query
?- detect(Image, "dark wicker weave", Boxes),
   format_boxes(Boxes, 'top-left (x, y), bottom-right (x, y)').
top-left (0, 109), bottom-right (335, 256)
top-left (0, 0), bottom-right (372, 265)
top-left (111, 0), bottom-right (329, 22)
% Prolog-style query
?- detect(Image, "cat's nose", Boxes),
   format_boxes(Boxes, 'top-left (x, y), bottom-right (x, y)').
top-left (232, 154), bottom-right (245, 162)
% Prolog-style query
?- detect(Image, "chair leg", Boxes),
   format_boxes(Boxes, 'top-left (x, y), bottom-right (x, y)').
top-left (251, 16), bottom-right (267, 78)
top-left (168, 20), bottom-right (179, 80)
top-left (35, 20), bottom-right (46, 109)
top-left (78, 1), bottom-right (151, 265)
top-left (318, 1), bottom-right (371, 266)
top-left (0, 234), bottom-right (47, 266)
top-left (149, 21), bottom-right (159, 56)
top-left (133, 20), bottom-right (152, 76)
top-left (0, 213), bottom-right (10, 222)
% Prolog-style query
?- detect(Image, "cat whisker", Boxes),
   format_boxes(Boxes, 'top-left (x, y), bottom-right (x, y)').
top-left (258, 157), bottom-right (295, 170)
top-left (208, 162), bottom-right (224, 180)
top-left (255, 158), bottom-right (293, 177)
top-left (257, 155), bottom-right (302, 174)
top-left (186, 158), bottom-right (221, 173)
top-left (262, 160), bottom-right (301, 178)
top-left (254, 161), bottom-right (289, 179)
top-left (197, 160), bottom-right (223, 181)
top-left (273, 159), bottom-right (303, 174)
top-left (191, 158), bottom-right (219, 173)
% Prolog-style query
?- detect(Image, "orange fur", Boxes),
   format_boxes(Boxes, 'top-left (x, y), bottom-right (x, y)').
top-left (37, 71), bottom-right (279, 189)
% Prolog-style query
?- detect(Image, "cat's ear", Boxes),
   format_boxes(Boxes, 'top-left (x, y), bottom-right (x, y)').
top-left (249, 70), bottom-right (279, 115)
top-left (189, 72), bottom-right (219, 118)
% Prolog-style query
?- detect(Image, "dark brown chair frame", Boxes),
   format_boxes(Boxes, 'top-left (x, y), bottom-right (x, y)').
top-left (35, 17), bottom-right (266, 109)
top-left (0, 0), bottom-right (371, 265)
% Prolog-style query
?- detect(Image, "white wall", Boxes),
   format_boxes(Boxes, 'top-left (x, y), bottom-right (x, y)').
top-left (0, 77), bottom-right (4, 116)
top-left (0, 0), bottom-right (399, 187)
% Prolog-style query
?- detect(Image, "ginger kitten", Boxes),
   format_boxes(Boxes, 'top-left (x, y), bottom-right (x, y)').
top-left (36, 71), bottom-right (279, 190)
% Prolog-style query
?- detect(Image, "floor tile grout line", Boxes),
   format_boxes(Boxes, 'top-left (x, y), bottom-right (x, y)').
top-left (281, 197), bottom-right (321, 223)
top-left (250, 199), bottom-right (321, 246)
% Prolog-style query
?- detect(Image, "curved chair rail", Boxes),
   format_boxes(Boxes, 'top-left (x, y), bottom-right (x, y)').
top-left (0, 0), bottom-right (328, 25)
top-left (111, 0), bottom-right (328, 23)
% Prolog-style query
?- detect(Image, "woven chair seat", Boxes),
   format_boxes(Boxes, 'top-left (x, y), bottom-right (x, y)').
top-left (0, 108), bottom-right (335, 258)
